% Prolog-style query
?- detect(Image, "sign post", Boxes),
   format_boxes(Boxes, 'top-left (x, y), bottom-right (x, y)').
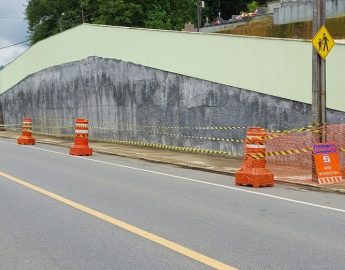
top-left (311, 25), bottom-right (335, 143)
top-left (311, 0), bottom-right (335, 182)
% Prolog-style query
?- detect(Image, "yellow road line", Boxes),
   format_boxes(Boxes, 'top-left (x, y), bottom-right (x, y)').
top-left (0, 170), bottom-right (237, 270)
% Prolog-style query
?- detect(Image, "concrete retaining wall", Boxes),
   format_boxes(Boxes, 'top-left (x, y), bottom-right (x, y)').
top-left (1, 57), bottom-right (344, 153)
top-left (274, 0), bottom-right (345, 25)
top-left (1, 24), bottom-right (345, 112)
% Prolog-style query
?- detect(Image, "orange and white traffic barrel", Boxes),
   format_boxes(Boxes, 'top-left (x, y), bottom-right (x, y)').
top-left (235, 127), bottom-right (274, 188)
top-left (17, 118), bottom-right (36, 145)
top-left (69, 118), bottom-right (92, 156)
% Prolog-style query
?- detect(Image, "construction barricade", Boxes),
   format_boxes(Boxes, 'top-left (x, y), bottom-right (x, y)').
top-left (235, 127), bottom-right (274, 188)
top-left (264, 124), bottom-right (345, 185)
top-left (70, 118), bottom-right (92, 156)
top-left (13, 117), bottom-right (345, 187)
top-left (17, 118), bottom-right (36, 145)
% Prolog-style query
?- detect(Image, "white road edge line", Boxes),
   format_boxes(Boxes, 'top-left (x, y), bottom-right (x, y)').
top-left (1, 139), bottom-right (345, 214)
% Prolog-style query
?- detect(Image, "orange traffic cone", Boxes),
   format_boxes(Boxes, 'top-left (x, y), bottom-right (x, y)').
top-left (69, 118), bottom-right (92, 156)
top-left (17, 118), bottom-right (36, 145)
top-left (235, 127), bottom-right (274, 188)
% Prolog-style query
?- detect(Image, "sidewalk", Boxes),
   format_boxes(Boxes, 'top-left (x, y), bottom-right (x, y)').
top-left (1, 130), bottom-right (344, 194)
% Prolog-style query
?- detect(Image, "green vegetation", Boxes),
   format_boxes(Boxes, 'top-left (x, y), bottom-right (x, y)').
top-left (26, 0), bottom-right (223, 44)
top-left (247, 1), bottom-right (258, 13)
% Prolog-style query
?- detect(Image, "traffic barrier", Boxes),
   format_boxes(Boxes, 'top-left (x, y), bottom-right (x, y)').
top-left (69, 118), bottom-right (92, 156)
top-left (235, 127), bottom-right (274, 188)
top-left (17, 118), bottom-right (36, 145)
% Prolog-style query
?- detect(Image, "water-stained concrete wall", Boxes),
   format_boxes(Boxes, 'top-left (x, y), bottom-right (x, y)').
top-left (0, 57), bottom-right (344, 153)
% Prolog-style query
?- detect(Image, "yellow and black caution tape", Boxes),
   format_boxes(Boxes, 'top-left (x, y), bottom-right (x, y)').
top-left (267, 124), bottom-right (321, 134)
top-left (76, 125), bottom-right (247, 144)
top-left (89, 137), bottom-right (240, 157)
top-left (264, 126), bottom-right (322, 141)
top-left (112, 124), bottom-right (248, 131)
top-left (251, 145), bottom-right (345, 159)
top-left (33, 125), bottom-right (74, 129)
top-left (31, 130), bottom-right (74, 138)
top-left (26, 129), bottom-right (241, 157)
top-left (31, 123), bottom-right (322, 135)
top-left (32, 124), bottom-right (319, 144)
top-left (248, 147), bottom-right (314, 159)
top-left (0, 124), bottom-right (21, 127)
top-left (154, 131), bottom-right (244, 143)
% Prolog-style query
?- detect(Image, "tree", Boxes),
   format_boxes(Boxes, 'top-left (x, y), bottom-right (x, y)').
top-left (25, 0), bottom-right (216, 44)
top-left (26, 0), bottom-right (83, 44)
top-left (144, 6), bottom-right (172, 30)
top-left (92, 0), bottom-right (143, 27)
top-left (247, 1), bottom-right (258, 13)
top-left (143, 0), bottom-right (195, 30)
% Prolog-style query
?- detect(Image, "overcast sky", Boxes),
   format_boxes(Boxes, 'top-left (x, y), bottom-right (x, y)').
top-left (0, 0), bottom-right (29, 66)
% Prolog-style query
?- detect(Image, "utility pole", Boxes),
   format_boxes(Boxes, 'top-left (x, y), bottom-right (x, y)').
top-left (82, 7), bottom-right (85, 23)
top-left (196, 1), bottom-right (205, 32)
top-left (312, 0), bottom-right (326, 140)
top-left (312, 0), bottom-right (326, 182)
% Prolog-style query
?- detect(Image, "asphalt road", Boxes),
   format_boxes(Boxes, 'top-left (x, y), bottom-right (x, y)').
top-left (0, 138), bottom-right (344, 270)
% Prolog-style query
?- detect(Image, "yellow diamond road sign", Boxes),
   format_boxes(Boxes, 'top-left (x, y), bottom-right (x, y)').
top-left (312, 25), bottom-right (335, 60)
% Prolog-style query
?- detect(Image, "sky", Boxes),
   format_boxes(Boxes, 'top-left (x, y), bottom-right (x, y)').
top-left (0, 0), bottom-right (29, 66)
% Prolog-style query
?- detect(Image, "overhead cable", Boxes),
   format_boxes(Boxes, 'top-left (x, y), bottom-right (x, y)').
top-left (0, 40), bottom-right (30, 50)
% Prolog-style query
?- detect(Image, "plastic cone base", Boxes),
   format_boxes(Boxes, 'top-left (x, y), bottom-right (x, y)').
top-left (235, 168), bottom-right (274, 188)
top-left (70, 146), bottom-right (92, 156)
top-left (17, 136), bottom-right (36, 145)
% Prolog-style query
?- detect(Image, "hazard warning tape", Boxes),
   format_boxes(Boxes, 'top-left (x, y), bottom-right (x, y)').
top-left (92, 128), bottom-right (246, 144)
top-left (267, 124), bottom-right (321, 134)
top-left (154, 131), bottom-right (244, 143)
top-left (32, 125), bottom-right (74, 129)
top-left (15, 122), bottom-right (329, 145)
top-left (2, 127), bottom-right (22, 131)
top-left (25, 129), bottom-right (241, 157)
top-left (30, 123), bottom-right (322, 136)
top-left (89, 137), bottom-right (240, 157)
top-left (0, 124), bottom-right (21, 127)
top-left (110, 124), bottom-right (249, 131)
top-left (248, 147), bottom-right (314, 159)
top-left (31, 124), bottom-right (320, 144)
top-left (31, 130), bottom-right (74, 138)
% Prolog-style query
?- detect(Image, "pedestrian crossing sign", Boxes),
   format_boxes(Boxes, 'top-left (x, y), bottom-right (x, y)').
top-left (312, 25), bottom-right (335, 60)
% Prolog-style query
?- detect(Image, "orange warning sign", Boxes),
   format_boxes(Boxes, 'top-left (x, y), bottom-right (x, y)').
top-left (313, 143), bottom-right (343, 185)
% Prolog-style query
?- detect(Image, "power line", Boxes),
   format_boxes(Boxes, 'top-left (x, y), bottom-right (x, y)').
top-left (0, 40), bottom-right (30, 50)
top-left (0, 16), bottom-right (25, 19)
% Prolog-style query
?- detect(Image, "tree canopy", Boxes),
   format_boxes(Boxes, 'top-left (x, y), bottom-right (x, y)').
top-left (26, 0), bottom-right (200, 44)
top-left (25, 0), bottom-right (269, 44)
